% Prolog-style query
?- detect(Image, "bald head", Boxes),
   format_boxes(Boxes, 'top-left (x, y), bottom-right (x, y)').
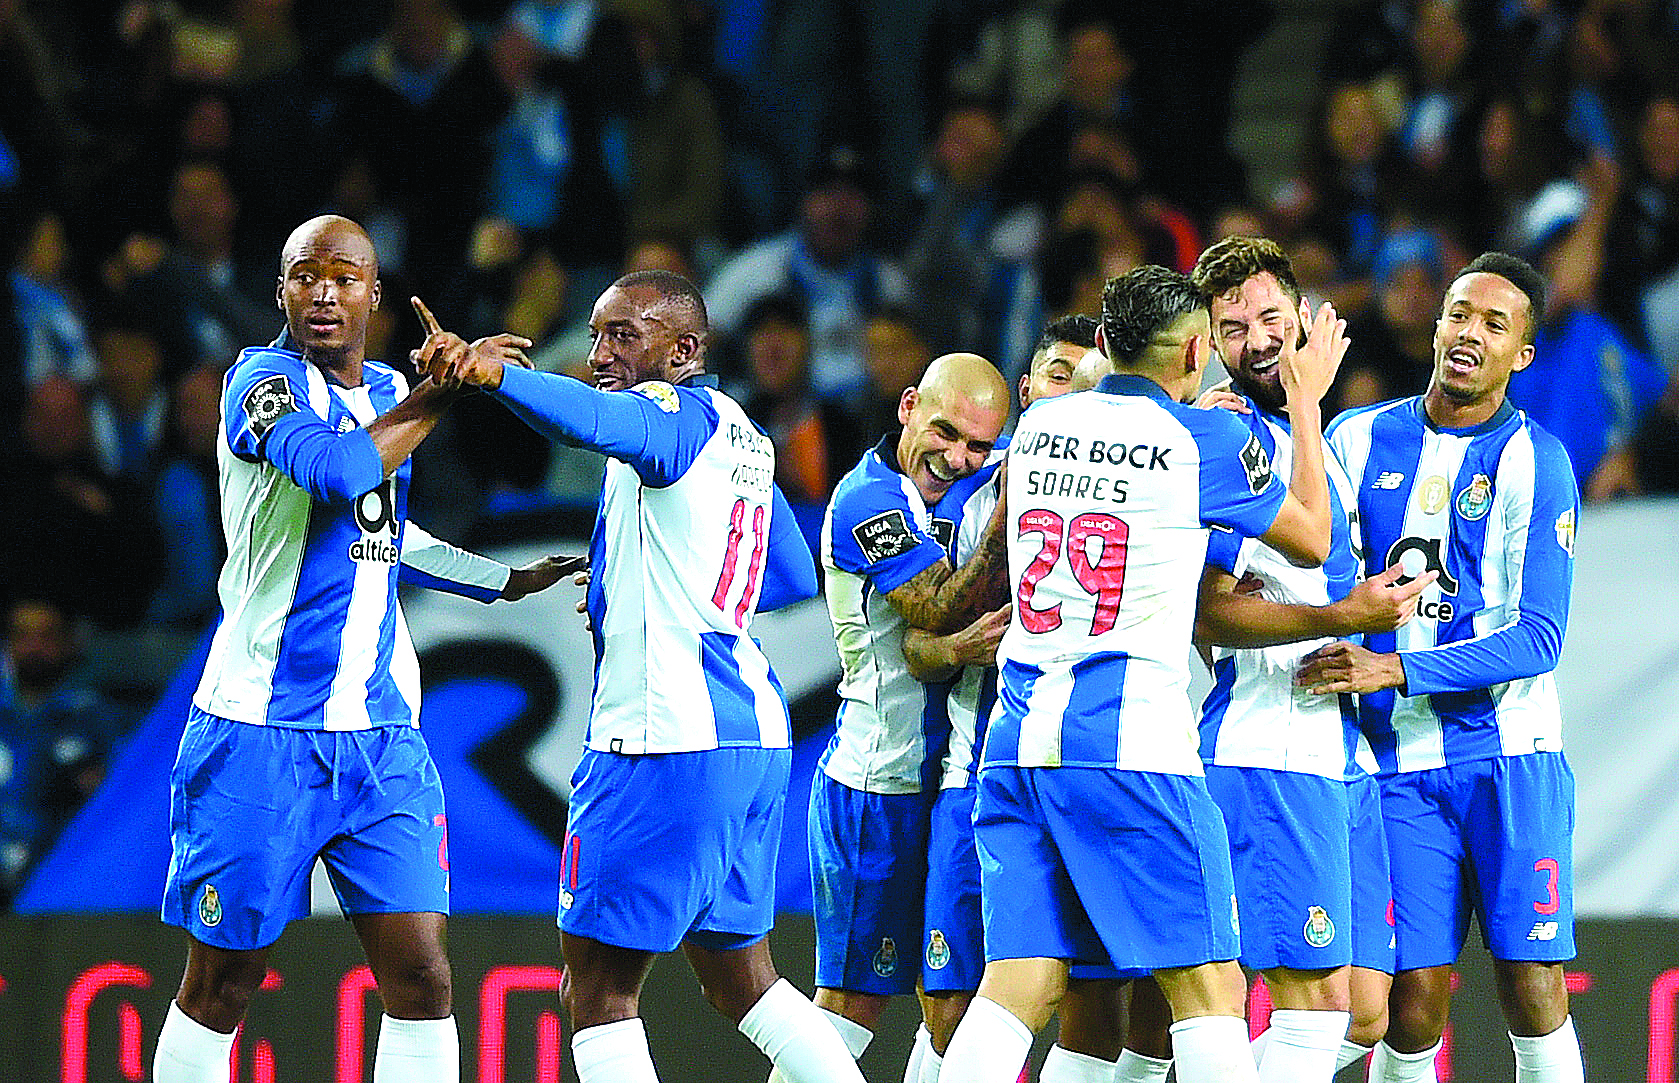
top-left (897, 352), bottom-right (1008, 504)
top-left (277, 215), bottom-right (382, 367)
top-left (281, 215), bottom-right (378, 276)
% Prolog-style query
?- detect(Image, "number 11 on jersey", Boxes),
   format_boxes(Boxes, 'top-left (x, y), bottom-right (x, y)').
top-left (712, 497), bottom-right (768, 627)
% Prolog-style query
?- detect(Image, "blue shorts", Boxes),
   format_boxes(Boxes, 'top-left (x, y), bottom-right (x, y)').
top-left (559, 746), bottom-right (790, 953)
top-left (162, 708), bottom-right (448, 951)
top-left (923, 786), bottom-right (983, 992)
top-left (974, 766), bottom-right (1238, 973)
top-left (1205, 765), bottom-right (1353, 972)
top-left (1380, 753), bottom-right (1575, 969)
top-left (1348, 772), bottom-right (1395, 974)
top-left (810, 775), bottom-right (932, 995)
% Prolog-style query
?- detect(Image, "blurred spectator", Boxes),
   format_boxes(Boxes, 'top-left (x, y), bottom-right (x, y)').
top-left (0, 0), bottom-right (76, 200)
top-left (944, 0), bottom-right (1066, 136)
top-left (86, 322), bottom-right (169, 482)
top-left (110, 160), bottom-right (275, 377)
top-left (335, 0), bottom-right (510, 288)
top-left (1335, 228), bottom-right (1446, 414)
top-left (149, 365), bottom-right (224, 632)
top-left (853, 303), bottom-right (934, 442)
top-left (0, 377), bottom-right (162, 628)
top-left (738, 293), bottom-right (860, 504)
top-left (706, 147), bottom-right (910, 404)
top-left (1396, 0), bottom-right (1474, 182)
top-left (1603, 91), bottom-right (1679, 363)
top-left (7, 207), bottom-right (98, 390)
top-left (0, 598), bottom-right (131, 906)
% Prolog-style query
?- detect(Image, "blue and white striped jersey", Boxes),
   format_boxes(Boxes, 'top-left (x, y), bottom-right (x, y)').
top-left (820, 436), bottom-right (1000, 794)
top-left (493, 365), bottom-right (816, 754)
top-left (1328, 397), bottom-right (1577, 774)
top-left (939, 468), bottom-right (1003, 790)
top-left (1198, 399), bottom-right (1371, 780)
top-left (195, 339), bottom-right (509, 730)
top-left (985, 374), bottom-right (1289, 775)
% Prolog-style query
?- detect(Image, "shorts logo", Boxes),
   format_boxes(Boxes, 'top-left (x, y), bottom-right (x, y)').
top-left (199, 884), bottom-right (223, 928)
top-left (558, 888), bottom-right (574, 911)
top-left (852, 510), bottom-right (919, 565)
top-left (1527, 921), bottom-right (1559, 942)
top-left (244, 375), bottom-right (298, 437)
top-left (872, 937), bottom-right (898, 978)
top-left (631, 381), bottom-right (681, 413)
top-left (337, 415), bottom-right (356, 433)
top-left (1455, 473), bottom-right (1493, 520)
top-left (926, 930), bottom-right (951, 971)
top-left (1303, 905), bottom-right (1335, 948)
top-left (1373, 471), bottom-right (1406, 490)
top-left (1554, 508), bottom-right (1575, 556)
top-left (1240, 434), bottom-right (1273, 494)
top-left (1230, 895), bottom-right (1240, 936)
top-left (1418, 475), bottom-right (1449, 515)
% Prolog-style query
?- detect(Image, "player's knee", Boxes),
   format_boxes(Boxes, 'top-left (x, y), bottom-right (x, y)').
top-left (380, 956), bottom-right (453, 1018)
top-left (1347, 998), bottom-right (1389, 1047)
top-left (1386, 990), bottom-right (1448, 1048)
top-left (179, 968), bottom-right (264, 1031)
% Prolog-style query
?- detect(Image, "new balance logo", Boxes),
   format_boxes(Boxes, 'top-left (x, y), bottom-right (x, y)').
top-left (1373, 472), bottom-right (1406, 490)
top-left (1527, 921), bottom-right (1559, 942)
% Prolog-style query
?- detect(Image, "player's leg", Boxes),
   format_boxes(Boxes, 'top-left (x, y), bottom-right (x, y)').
top-left (156, 938), bottom-right (271, 1083)
top-left (1471, 753), bottom-right (1581, 1083)
top-left (1152, 961), bottom-right (1258, 1083)
top-left (1346, 966), bottom-right (1393, 1070)
top-left (919, 783), bottom-right (986, 1080)
top-left (325, 727), bottom-right (459, 1083)
top-left (1344, 771), bottom-right (1395, 1070)
top-left (1044, 975), bottom-right (1127, 1083)
top-left (352, 912), bottom-right (458, 1083)
top-left (683, 934), bottom-right (869, 1083)
top-left (561, 932), bottom-right (662, 1083)
top-left (1255, 966), bottom-right (1352, 1083)
top-left (1114, 975), bottom-right (1175, 1082)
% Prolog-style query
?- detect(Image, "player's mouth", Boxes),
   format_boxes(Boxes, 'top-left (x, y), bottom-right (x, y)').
top-left (593, 367), bottom-right (626, 390)
top-left (926, 457), bottom-right (959, 484)
top-left (305, 313), bottom-right (343, 336)
top-left (1445, 346), bottom-right (1480, 377)
top-left (1245, 349), bottom-right (1279, 376)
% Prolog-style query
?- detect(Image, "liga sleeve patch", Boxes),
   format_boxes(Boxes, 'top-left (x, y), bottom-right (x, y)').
top-left (631, 381), bottom-right (681, 413)
top-left (244, 374), bottom-right (298, 437)
top-left (852, 509), bottom-right (920, 565)
top-left (1240, 433), bottom-right (1273, 494)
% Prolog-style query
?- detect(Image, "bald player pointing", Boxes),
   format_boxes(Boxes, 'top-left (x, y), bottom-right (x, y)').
top-left (155, 216), bottom-right (573, 1083)
top-left (806, 352), bottom-right (1013, 1071)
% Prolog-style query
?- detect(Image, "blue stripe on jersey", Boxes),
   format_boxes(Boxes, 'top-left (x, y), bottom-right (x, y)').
top-left (989, 659), bottom-right (1039, 765)
top-left (1061, 652), bottom-right (1130, 764)
top-left (972, 668), bottom-right (998, 777)
top-left (1434, 433), bottom-right (1509, 763)
top-left (921, 675), bottom-right (954, 792)
top-left (699, 631), bottom-right (765, 745)
top-left (1198, 655), bottom-right (1238, 760)
top-left (1361, 687), bottom-right (1399, 774)
top-left (398, 565), bottom-right (501, 603)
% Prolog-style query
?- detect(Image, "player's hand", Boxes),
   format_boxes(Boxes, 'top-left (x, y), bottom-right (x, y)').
top-left (1295, 641), bottom-right (1406, 695)
top-left (948, 605), bottom-right (1011, 668)
top-left (1328, 562), bottom-right (1437, 634)
top-left (409, 297), bottom-right (475, 388)
top-left (1278, 299), bottom-right (1348, 406)
top-left (500, 554), bottom-right (588, 602)
top-left (573, 568), bottom-right (592, 630)
top-left (1195, 381), bottom-right (1249, 414)
top-left (1232, 572), bottom-right (1265, 596)
top-left (471, 332), bottom-right (536, 374)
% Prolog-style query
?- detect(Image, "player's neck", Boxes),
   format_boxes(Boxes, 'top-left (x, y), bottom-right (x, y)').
top-left (307, 348), bottom-right (365, 388)
top-left (1421, 384), bottom-right (1504, 430)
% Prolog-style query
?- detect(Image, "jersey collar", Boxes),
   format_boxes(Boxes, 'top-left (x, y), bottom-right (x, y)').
top-left (1095, 372), bottom-right (1174, 402)
top-left (681, 373), bottom-right (719, 388)
top-left (1413, 395), bottom-right (1517, 436)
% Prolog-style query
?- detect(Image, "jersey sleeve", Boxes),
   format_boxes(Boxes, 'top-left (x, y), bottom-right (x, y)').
top-left (826, 473), bottom-right (948, 594)
top-left (757, 485), bottom-right (820, 612)
top-left (1204, 525), bottom-right (1249, 577)
top-left (223, 349), bottom-right (383, 503)
top-left (1189, 409), bottom-right (1289, 538)
top-left (398, 523), bottom-right (511, 603)
top-left (493, 364), bottom-right (719, 487)
top-left (1399, 433), bottom-right (1578, 694)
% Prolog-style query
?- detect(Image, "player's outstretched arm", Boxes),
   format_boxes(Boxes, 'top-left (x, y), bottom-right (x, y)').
top-left (903, 605), bottom-right (1010, 682)
top-left (500, 554), bottom-right (589, 601)
top-left (1194, 562), bottom-right (1435, 648)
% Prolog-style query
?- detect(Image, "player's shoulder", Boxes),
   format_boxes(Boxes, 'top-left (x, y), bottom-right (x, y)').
top-left (1505, 409), bottom-right (1580, 495)
top-left (228, 342), bottom-right (310, 386)
top-left (1326, 395), bottom-right (1415, 442)
top-left (828, 442), bottom-right (915, 525)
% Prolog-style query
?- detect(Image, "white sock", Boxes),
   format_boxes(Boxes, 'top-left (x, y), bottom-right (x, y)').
top-left (572, 1018), bottom-right (660, 1083)
top-left (819, 1004), bottom-right (875, 1057)
top-left (372, 1015), bottom-right (458, 1083)
top-left (1369, 1039), bottom-right (1442, 1082)
top-left (153, 1002), bottom-right (236, 1083)
top-left (940, 996), bottom-right (1034, 1083)
top-left (919, 1046), bottom-right (944, 1083)
top-left (1170, 1015), bottom-right (1260, 1083)
top-left (739, 979), bottom-right (869, 1083)
top-left (1510, 1017), bottom-right (1584, 1083)
top-left (1114, 1048), bottom-right (1173, 1082)
top-left (1251, 1027), bottom-right (1271, 1065)
top-left (905, 1023), bottom-right (931, 1083)
top-left (1257, 1008), bottom-right (1349, 1083)
top-left (1041, 1043), bottom-right (1117, 1083)
top-left (1337, 1040), bottom-right (1375, 1071)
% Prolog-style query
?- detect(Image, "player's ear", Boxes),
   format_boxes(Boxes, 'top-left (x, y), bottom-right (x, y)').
top-left (275, 276), bottom-right (284, 312)
top-left (1018, 372), bottom-right (1031, 410)
top-left (370, 277), bottom-right (381, 311)
top-left (897, 386), bottom-right (919, 426)
top-left (1094, 322), bottom-right (1109, 359)
top-left (1184, 333), bottom-right (1206, 378)
top-left (1513, 342), bottom-right (1535, 373)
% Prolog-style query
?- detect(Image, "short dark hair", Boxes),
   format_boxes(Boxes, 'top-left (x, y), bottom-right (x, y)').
top-left (1452, 251), bottom-right (1546, 341)
top-left (1100, 265), bottom-right (1207, 364)
top-left (1035, 314), bottom-right (1099, 356)
top-left (1191, 235), bottom-right (1302, 309)
top-left (616, 269), bottom-right (709, 334)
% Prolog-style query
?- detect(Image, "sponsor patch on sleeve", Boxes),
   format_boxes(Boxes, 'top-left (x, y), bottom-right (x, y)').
top-left (631, 381), bottom-right (681, 413)
top-left (852, 509), bottom-right (920, 564)
top-left (244, 374), bottom-right (298, 437)
top-left (1240, 433), bottom-right (1273, 494)
top-left (1554, 507), bottom-right (1575, 556)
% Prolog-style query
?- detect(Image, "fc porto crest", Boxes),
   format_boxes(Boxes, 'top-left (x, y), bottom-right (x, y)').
top-left (925, 930), bottom-right (951, 971)
top-left (199, 884), bottom-right (224, 928)
top-left (1303, 905), bottom-right (1335, 948)
top-left (872, 937), bottom-right (899, 978)
top-left (1455, 474), bottom-right (1493, 521)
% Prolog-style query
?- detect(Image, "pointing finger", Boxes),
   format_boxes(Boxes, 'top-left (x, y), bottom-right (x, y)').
top-left (411, 296), bottom-right (444, 338)
top-left (1394, 569), bottom-right (1439, 600)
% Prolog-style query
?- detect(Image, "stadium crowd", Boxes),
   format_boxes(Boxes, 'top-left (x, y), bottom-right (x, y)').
top-left (0, 0), bottom-right (1674, 972)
